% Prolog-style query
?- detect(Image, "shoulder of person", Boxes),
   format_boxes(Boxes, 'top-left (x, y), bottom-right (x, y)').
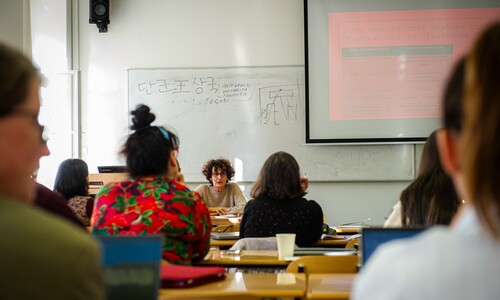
top-left (194, 184), bottom-right (209, 191)
top-left (243, 198), bottom-right (256, 208)
top-left (299, 197), bottom-right (320, 205)
top-left (227, 182), bottom-right (242, 191)
top-left (5, 199), bottom-right (97, 248)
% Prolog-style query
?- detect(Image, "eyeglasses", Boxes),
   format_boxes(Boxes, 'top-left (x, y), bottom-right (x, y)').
top-left (212, 172), bottom-right (227, 178)
top-left (9, 108), bottom-right (48, 143)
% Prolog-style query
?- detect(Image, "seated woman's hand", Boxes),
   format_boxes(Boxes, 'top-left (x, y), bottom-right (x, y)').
top-left (208, 207), bottom-right (229, 216)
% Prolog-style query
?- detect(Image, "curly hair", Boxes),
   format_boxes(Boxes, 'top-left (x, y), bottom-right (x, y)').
top-left (201, 158), bottom-right (235, 185)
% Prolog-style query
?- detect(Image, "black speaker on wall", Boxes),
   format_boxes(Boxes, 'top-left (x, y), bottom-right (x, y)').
top-left (89, 0), bottom-right (110, 33)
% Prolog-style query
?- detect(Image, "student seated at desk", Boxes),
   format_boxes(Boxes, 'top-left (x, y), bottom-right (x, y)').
top-left (35, 182), bottom-right (85, 228)
top-left (353, 23), bottom-right (500, 299)
top-left (54, 158), bottom-right (94, 226)
top-left (239, 151), bottom-right (324, 247)
top-left (91, 104), bottom-right (211, 265)
top-left (195, 158), bottom-right (246, 216)
top-left (384, 130), bottom-right (461, 227)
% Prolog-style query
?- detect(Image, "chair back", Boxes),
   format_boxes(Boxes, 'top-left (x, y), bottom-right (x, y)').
top-left (286, 255), bottom-right (358, 275)
top-left (97, 235), bottom-right (163, 300)
top-left (345, 237), bottom-right (360, 250)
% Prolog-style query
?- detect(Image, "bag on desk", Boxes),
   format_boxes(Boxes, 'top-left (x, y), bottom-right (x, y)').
top-left (160, 264), bottom-right (226, 288)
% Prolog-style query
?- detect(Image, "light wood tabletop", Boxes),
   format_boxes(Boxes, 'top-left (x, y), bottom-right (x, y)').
top-left (307, 273), bottom-right (357, 300)
top-left (197, 250), bottom-right (289, 267)
top-left (209, 238), bottom-right (238, 248)
top-left (210, 237), bottom-right (352, 249)
top-left (210, 215), bottom-right (241, 227)
top-left (334, 226), bottom-right (364, 234)
top-left (158, 273), bottom-right (306, 299)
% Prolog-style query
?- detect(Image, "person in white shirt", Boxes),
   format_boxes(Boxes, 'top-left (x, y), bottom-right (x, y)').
top-left (384, 130), bottom-right (460, 228)
top-left (353, 21), bottom-right (500, 300)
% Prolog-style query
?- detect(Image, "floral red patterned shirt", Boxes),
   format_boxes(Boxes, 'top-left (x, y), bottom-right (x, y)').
top-left (90, 175), bottom-right (211, 265)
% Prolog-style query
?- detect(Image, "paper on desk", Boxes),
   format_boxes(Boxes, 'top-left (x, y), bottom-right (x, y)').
top-left (212, 214), bottom-right (239, 218)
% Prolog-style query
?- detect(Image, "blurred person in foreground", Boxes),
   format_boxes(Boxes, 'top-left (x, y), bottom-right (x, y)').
top-left (352, 22), bottom-right (500, 299)
top-left (0, 42), bottom-right (104, 299)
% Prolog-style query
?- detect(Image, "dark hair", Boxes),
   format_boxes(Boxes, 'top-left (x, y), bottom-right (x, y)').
top-left (53, 159), bottom-right (89, 200)
top-left (401, 131), bottom-right (460, 226)
top-left (0, 43), bottom-right (39, 117)
top-left (442, 57), bottom-right (466, 133)
top-left (121, 104), bottom-right (179, 177)
top-left (201, 158), bottom-right (235, 185)
top-left (462, 22), bottom-right (500, 239)
top-left (250, 151), bottom-right (306, 200)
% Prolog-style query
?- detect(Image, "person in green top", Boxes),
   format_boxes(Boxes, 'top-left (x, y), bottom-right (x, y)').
top-left (0, 42), bottom-right (104, 299)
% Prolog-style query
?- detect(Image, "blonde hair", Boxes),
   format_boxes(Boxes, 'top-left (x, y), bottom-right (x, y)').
top-left (461, 21), bottom-right (500, 239)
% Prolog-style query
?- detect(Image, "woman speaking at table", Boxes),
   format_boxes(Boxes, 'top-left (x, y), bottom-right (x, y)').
top-left (195, 158), bottom-right (247, 216)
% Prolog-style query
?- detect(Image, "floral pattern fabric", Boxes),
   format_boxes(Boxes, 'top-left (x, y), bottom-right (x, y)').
top-left (67, 195), bottom-right (93, 226)
top-left (90, 176), bottom-right (211, 265)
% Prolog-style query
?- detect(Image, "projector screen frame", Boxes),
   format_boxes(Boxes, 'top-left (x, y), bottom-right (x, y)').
top-left (304, 0), bottom-right (500, 144)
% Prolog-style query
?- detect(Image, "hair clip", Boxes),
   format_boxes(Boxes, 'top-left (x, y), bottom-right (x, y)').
top-left (158, 126), bottom-right (170, 141)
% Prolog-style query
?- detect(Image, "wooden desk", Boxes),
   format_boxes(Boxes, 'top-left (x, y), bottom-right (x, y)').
top-left (197, 250), bottom-right (289, 267)
top-left (159, 273), bottom-right (306, 299)
top-left (210, 239), bottom-right (237, 248)
top-left (334, 226), bottom-right (364, 234)
top-left (307, 274), bottom-right (357, 300)
top-left (210, 238), bottom-right (351, 249)
top-left (211, 216), bottom-right (241, 227)
top-left (88, 173), bottom-right (128, 195)
top-left (315, 238), bottom-right (350, 248)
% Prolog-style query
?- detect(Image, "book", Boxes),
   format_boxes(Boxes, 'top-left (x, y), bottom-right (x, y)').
top-left (161, 265), bottom-right (226, 288)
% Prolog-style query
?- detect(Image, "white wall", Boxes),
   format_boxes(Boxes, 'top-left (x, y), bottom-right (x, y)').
top-left (0, 0), bottom-right (26, 51)
top-left (75, 0), bottom-right (410, 225)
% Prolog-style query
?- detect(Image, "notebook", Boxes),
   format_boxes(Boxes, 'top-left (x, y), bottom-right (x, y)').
top-left (361, 227), bottom-right (425, 266)
top-left (161, 265), bottom-right (226, 288)
top-left (210, 232), bottom-right (240, 240)
top-left (97, 235), bottom-right (163, 300)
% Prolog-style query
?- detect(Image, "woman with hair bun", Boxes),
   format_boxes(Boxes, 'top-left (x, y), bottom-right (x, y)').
top-left (90, 104), bottom-right (211, 265)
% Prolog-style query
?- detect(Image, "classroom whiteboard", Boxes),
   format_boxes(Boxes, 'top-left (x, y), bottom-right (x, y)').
top-left (128, 66), bottom-right (414, 182)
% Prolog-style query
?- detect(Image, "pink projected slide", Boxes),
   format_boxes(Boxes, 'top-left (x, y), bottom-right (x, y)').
top-left (328, 8), bottom-right (500, 121)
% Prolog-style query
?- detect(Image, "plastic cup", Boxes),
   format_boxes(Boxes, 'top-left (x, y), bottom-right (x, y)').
top-left (276, 233), bottom-right (296, 260)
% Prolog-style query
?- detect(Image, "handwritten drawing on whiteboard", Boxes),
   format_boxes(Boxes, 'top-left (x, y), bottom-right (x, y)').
top-left (128, 66), bottom-right (414, 182)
